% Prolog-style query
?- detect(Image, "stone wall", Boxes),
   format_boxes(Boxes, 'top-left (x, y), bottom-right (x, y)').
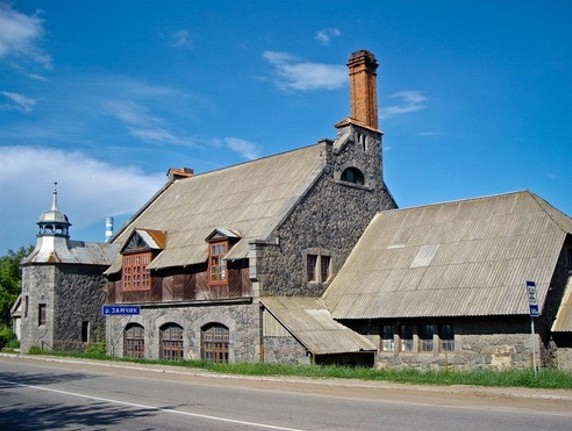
top-left (257, 126), bottom-right (396, 298)
top-left (53, 265), bottom-right (108, 349)
top-left (106, 300), bottom-right (260, 362)
top-left (352, 317), bottom-right (541, 371)
top-left (262, 336), bottom-right (311, 365)
top-left (19, 264), bottom-right (107, 353)
top-left (20, 265), bottom-right (56, 352)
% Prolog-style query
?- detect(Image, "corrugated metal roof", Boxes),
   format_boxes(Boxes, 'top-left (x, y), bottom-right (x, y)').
top-left (324, 191), bottom-right (572, 319)
top-left (552, 276), bottom-right (572, 332)
top-left (23, 239), bottom-right (119, 265)
top-left (261, 297), bottom-right (376, 355)
top-left (107, 144), bottom-right (326, 272)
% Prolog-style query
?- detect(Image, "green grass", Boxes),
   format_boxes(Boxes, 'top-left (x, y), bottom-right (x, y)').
top-left (24, 348), bottom-right (572, 389)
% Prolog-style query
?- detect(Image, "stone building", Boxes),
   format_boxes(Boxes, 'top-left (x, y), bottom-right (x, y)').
top-left (17, 49), bottom-right (572, 371)
top-left (17, 184), bottom-right (118, 353)
top-left (103, 50), bottom-right (396, 364)
top-left (322, 191), bottom-right (572, 370)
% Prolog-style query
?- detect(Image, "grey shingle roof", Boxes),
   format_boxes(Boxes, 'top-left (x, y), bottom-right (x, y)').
top-left (261, 296), bottom-right (376, 355)
top-left (107, 143), bottom-right (326, 272)
top-left (324, 191), bottom-right (572, 319)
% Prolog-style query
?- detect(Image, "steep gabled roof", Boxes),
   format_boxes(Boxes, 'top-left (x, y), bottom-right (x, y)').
top-left (108, 143), bottom-right (326, 272)
top-left (261, 297), bottom-right (376, 355)
top-left (324, 191), bottom-right (572, 319)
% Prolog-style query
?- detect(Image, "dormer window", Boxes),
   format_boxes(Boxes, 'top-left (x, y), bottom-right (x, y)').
top-left (341, 167), bottom-right (365, 186)
top-left (209, 241), bottom-right (228, 284)
top-left (205, 228), bottom-right (241, 287)
top-left (120, 229), bottom-right (166, 291)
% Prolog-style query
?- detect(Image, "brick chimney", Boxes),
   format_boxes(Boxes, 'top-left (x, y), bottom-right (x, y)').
top-left (347, 50), bottom-right (379, 130)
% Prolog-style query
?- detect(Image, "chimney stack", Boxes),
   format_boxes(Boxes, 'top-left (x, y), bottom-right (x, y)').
top-left (347, 50), bottom-right (379, 130)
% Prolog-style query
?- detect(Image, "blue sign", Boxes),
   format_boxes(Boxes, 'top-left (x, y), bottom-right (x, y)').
top-left (526, 281), bottom-right (541, 317)
top-left (102, 305), bottom-right (141, 316)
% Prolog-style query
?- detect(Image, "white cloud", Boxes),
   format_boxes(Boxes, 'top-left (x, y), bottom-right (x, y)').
top-left (104, 99), bottom-right (195, 147)
top-left (1, 91), bottom-right (36, 113)
top-left (379, 91), bottom-right (427, 119)
top-left (315, 28), bottom-right (341, 45)
top-left (170, 29), bottom-right (193, 49)
top-left (262, 50), bottom-right (346, 91)
top-left (0, 146), bottom-right (165, 250)
top-left (222, 137), bottom-right (261, 160)
top-left (0, 2), bottom-right (53, 70)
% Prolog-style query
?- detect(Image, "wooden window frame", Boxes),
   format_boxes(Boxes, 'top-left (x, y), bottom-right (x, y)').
top-left (201, 323), bottom-right (229, 363)
top-left (159, 323), bottom-right (184, 361)
top-left (124, 323), bottom-right (145, 358)
top-left (305, 249), bottom-right (332, 284)
top-left (208, 240), bottom-right (229, 286)
top-left (121, 251), bottom-right (152, 291)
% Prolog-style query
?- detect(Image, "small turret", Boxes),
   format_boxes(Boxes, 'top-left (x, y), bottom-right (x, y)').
top-left (37, 182), bottom-right (71, 238)
top-left (24, 182), bottom-right (75, 263)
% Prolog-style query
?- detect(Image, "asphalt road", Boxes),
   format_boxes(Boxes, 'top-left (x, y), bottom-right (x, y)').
top-left (1, 355), bottom-right (571, 431)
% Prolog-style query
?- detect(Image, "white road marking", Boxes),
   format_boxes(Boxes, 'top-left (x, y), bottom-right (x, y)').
top-left (0, 378), bottom-right (307, 431)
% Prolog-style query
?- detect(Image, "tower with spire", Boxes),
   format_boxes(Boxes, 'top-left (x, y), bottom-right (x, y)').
top-left (16, 184), bottom-right (119, 354)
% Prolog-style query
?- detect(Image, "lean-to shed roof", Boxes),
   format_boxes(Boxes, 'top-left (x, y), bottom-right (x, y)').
top-left (107, 144), bottom-right (326, 272)
top-left (261, 297), bottom-right (376, 355)
top-left (324, 191), bottom-right (572, 320)
top-left (552, 277), bottom-right (572, 332)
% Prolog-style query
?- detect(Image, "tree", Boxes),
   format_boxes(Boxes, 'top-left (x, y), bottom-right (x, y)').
top-left (0, 246), bottom-right (33, 327)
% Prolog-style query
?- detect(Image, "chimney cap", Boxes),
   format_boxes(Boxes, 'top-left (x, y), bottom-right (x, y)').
top-left (348, 50), bottom-right (378, 68)
top-left (167, 167), bottom-right (194, 181)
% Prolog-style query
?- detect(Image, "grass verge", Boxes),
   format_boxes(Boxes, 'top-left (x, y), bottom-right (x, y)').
top-left (25, 348), bottom-right (572, 390)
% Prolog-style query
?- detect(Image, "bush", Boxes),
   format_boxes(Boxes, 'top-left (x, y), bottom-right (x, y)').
top-left (0, 325), bottom-right (16, 350)
top-left (85, 342), bottom-right (107, 358)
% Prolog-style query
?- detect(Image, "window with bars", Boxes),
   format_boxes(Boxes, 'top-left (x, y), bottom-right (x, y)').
top-left (121, 252), bottom-right (152, 290)
top-left (124, 323), bottom-right (145, 358)
top-left (208, 241), bottom-right (228, 285)
top-left (201, 323), bottom-right (229, 363)
top-left (160, 323), bottom-right (184, 361)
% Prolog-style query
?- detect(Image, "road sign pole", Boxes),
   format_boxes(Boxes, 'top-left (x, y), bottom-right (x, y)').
top-left (530, 316), bottom-right (538, 378)
top-left (526, 281), bottom-right (540, 378)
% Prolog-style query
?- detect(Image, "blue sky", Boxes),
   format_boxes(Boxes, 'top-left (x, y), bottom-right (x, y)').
top-left (1, 0), bottom-right (571, 254)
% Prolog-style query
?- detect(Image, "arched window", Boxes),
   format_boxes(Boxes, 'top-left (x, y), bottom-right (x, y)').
top-left (341, 167), bottom-right (365, 186)
top-left (201, 323), bottom-right (229, 363)
top-left (160, 323), bottom-right (184, 360)
top-left (124, 323), bottom-right (145, 358)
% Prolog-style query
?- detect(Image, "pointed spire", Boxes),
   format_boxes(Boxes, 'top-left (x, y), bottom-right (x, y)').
top-left (37, 182), bottom-right (71, 238)
top-left (51, 181), bottom-right (59, 211)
